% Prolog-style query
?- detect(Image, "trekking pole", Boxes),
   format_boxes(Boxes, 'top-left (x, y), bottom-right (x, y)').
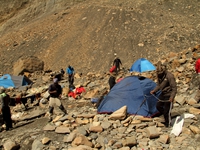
top-left (132, 97), bottom-right (147, 120)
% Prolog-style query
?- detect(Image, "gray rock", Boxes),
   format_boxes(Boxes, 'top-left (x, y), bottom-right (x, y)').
top-left (32, 139), bottom-right (44, 150)
top-left (3, 140), bottom-right (20, 150)
top-left (90, 133), bottom-right (98, 140)
top-left (43, 123), bottom-right (56, 131)
top-left (55, 126), bottom-right (70, 134)
top-left (77, 126), bottom-right (88, 136)
top-left (63, 132), bottom-right (76, 143)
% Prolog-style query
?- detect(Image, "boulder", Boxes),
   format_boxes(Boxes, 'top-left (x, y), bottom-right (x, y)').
top-left (109, 106), bottom-right (127, 120)
top-left (13, 56), bottom-right (44, 75)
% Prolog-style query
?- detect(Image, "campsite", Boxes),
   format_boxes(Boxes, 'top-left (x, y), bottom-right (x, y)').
top-left (0, 45), bottom-right (200, 150)
top-left (0, 0), bottom-right (200, 150)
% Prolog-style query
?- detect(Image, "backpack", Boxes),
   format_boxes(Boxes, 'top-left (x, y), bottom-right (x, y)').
top-left (109, 66), bottom-right (116, 73)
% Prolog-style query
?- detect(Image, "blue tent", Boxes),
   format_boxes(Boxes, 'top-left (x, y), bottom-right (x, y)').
top-left (0, 74), bottom-right (32, 88)
top-left (97, 76), bottom-right (160, 117)
top-left (130, 58), bottom-right (156, 73)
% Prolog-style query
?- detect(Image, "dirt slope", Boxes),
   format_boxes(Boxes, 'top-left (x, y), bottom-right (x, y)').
top-left (0, 0), bottom-right (200, 74)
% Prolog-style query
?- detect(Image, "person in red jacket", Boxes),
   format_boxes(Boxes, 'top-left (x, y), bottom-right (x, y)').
top-left (195, 58), bottom-right (200, 73)
top-left (195, 58), bottom-right (200, 101)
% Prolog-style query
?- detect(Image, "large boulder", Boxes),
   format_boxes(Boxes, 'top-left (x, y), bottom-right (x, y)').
top-left (13, 56), bottom-right (44, 75)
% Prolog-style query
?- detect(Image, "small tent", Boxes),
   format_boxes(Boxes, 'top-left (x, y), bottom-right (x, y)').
top-left (97, 76), bottom-right (160, 117)
top-left (0, 74), bottom-right (32, 88)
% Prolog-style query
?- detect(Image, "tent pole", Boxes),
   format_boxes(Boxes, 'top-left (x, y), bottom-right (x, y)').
top-left (132, 98), bottom-right (147, 120)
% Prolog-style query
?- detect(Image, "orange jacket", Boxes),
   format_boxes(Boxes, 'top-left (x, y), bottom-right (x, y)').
top-left (195, 58), bottom-right (200, 73)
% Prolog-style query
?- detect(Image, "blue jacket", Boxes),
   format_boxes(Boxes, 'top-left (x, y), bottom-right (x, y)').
top-left (66, 67), bottom-right (74, 75)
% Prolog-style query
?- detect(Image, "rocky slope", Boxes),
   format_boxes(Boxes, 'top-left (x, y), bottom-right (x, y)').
top-left (0, 0), bottom-right (200, 74)
top-left (0, 45), bottom-right (200, 150)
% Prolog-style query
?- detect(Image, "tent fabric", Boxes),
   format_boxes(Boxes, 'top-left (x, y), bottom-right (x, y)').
top-left (0, 74), bottom-right (32, 88)
top-left (97, 76), bottom-right (161, 117)
top-left (130, 58), bottom-right (156, 73)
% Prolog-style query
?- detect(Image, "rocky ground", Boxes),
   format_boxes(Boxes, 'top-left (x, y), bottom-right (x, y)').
top-left (0, 45), bottom-right (200, 150)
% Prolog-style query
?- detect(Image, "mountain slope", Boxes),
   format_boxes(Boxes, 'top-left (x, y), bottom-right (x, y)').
top-left (0, 0), bottom-right (200, 74)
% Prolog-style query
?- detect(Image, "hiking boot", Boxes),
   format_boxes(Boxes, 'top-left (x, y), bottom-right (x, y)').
top-left (5, 127), bottom-right (13, 131)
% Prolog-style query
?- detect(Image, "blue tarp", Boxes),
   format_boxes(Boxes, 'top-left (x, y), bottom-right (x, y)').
top-left (97, 76), bottom-right (160, 117)
top-left (0, 74), bottom-right (30, 88)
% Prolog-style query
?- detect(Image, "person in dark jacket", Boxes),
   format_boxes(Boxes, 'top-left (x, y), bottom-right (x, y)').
top-left (113, 57), bottom-right (122, 74)
top-left (60, 68), bottom-right (65, 77)
top-left (108, 73), bottom-right (116, 90)
top-left (150, 61), bottom-right (177, 127)
top-left (48, 78), bottom-right (67, 121)
top-left (0, 89), bottom-right (13, 131)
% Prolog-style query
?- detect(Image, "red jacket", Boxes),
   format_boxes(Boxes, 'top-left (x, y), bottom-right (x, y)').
top-left (195, 58), bottom-right (200, 73)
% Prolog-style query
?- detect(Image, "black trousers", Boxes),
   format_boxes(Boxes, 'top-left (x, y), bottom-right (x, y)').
top-left (114, 65), bottom-right (120, 74)
top-left (109, 76), bottom-right (116, 90)
top-left (68, 74), bottom-right (74, 85)
top-left (156, 101), bottom-right (173, 126)
top-left (2, 106), bottom-right (13, 130)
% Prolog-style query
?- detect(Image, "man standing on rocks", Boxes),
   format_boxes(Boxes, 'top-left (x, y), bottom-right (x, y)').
top-left (48, 78), bottom-right (67, 121)
top-left (113, 55), bottom-right (122, 74)
top-left (0, 88), bottom-right (13, 131)
top-left (150, 61), bottom-right (177, 127)
top-left (195, 57), bottom-right (200, 101)
top-left (66, 65), bottom-right (75, 86)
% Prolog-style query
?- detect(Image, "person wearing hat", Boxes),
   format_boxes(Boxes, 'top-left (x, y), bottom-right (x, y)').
top-left (150, 61), bottom-right (177, 127)
top-left (48, 78), bottom-right (67, 121)
top-left (108, 72), bottom-right (116, 90)
top-left (0, 88), bottom-right (13, 131)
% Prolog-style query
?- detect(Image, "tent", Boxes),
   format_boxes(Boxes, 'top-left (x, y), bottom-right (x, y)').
top-left (130, 58), bottom-right (156, 73)
top-left (97, 76), bottom-right (161, 117)
top-left (0, 74), bottom-right (32, 88)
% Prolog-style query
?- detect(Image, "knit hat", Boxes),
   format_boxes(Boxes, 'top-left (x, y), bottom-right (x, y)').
top-left (156, 61), bottom-right (166, 74)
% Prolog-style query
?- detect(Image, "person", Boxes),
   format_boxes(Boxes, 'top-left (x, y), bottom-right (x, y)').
top-left (150, 61), bottom-right (177, 127)
top-left (96, 90), bottom-right (108, 108)
top-left (66, 65), bottom-right (75, 86)
top-left (108, 73), bottom-right (116, 90)
top-left (0, 88), bottom-right (13, 131)
top-left (48, 78), bottom-right (67, 121)
top-left (195, 57), bottom-right (200, 101)
top-left (60, 68), bottom-right (65, 76)
top-left (113, 56), bottom-right (122, 74)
